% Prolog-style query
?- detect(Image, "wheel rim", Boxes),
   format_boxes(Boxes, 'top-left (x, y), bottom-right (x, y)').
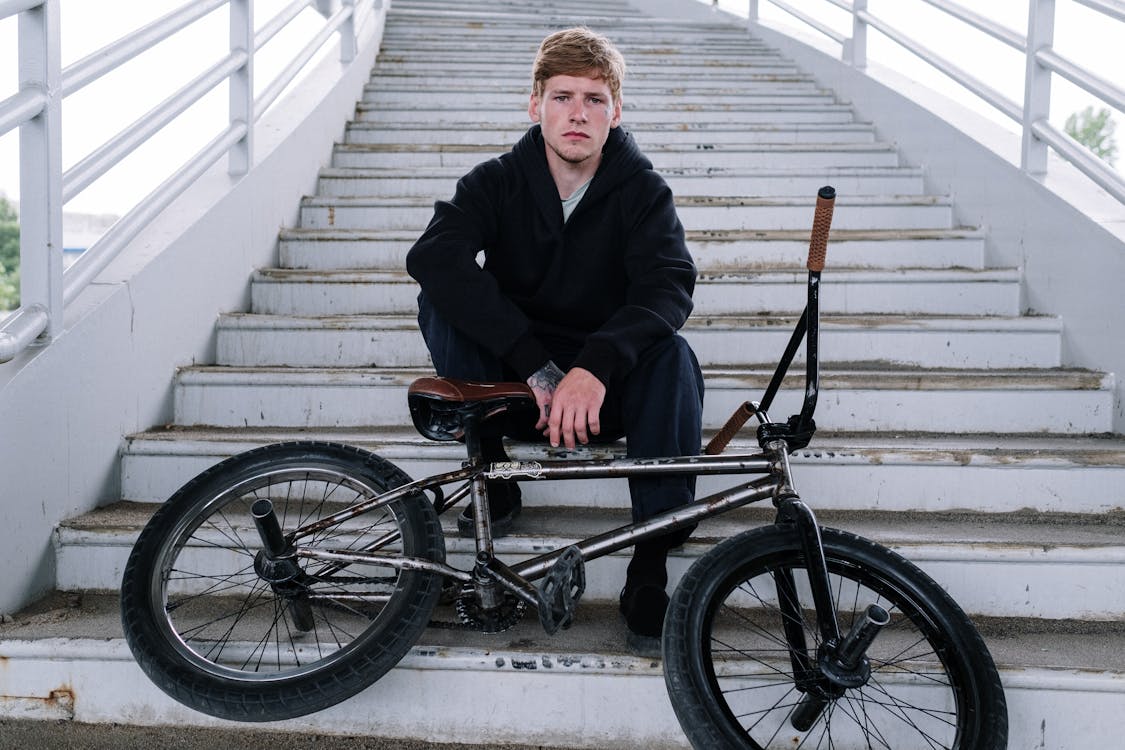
top-left (700, 549), bottom-right (973, 749)
top-left (149, 465), bottom-right (412, 683)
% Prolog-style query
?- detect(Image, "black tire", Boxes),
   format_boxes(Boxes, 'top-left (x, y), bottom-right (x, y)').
top-left (121, 442), bottom-right (445, 721)
top-left (664, 526), bottom-right (1007, 749)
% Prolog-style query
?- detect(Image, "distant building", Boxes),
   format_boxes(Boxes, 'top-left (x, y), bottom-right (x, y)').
top-left (6, 199), bottom-right (119, 269)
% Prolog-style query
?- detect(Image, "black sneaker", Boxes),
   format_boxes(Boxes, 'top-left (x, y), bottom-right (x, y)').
top-left (619, 583), bottom-right (668, 657)
top-left (457, 482), bottom-right (522, 538)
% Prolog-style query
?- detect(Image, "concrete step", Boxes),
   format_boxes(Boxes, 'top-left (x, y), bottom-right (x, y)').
top-left (52, 503), bottom-right (1125, 621)
top-left (277, 227), bottom-right (987, 271)
top-left (342, 121), bottom-right (880, 146)
top-left (119, 427), bottom-right (1125, 516)
top-left (316, 164), bottom-right (923, 198)
top-left (372, 46), bottom-right (786, 62)
top-left (360, 87), bottom-right (838, 109)
top-left (245, 267), bottom-right (1020, 317)
top-left (215, 312), bottom-right (1060, 369)
top-left (2, 592), bottom-right (1119, 748)
top-left (390, 0), bottom-right (646, 14)
top-left (368, 60), bottom-right (807, 78)
top-left (370, 67), bottom-right (814, 85)
top-left (329, 142), bottom-right (899, 172)
top-left (354, 102), bottom-right (859, 125)
top-left (299, 194), bottom-right (956, 232)
top-left (169, 365), bottom-right (1115, 434)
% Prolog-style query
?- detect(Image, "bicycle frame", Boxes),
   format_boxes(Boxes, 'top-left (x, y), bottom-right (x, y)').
top-left (296, 443), bottom-right (782, 584)
top-left (292, 186), bottom-right (842, 639)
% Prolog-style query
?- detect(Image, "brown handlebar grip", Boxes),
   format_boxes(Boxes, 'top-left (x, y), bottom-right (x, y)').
top-left (704, 401), bottom-right (756, 455)
top-left (807, 185), bottom-right (836, 273)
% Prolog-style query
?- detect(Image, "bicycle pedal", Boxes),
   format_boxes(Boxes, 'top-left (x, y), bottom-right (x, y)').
top-left (537, 545), bottom-right (586, 635)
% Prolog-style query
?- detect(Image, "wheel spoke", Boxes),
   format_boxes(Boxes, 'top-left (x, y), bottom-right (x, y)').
top-left (664, 527), bottom-right (1003, 749)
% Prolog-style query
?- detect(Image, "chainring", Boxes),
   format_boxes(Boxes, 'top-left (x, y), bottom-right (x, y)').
top-left (454, 587), bottom-right (526, 633)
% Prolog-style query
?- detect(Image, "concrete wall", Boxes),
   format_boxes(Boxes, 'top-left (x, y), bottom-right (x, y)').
top-left (0, 8), bottom-right (388, 615)
top-left (637, 0), bottom-right (1125, 433)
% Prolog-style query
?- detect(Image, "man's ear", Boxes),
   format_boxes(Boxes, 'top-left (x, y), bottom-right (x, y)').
top-left (528, 93), bottom-right (541, 123)
top-left (610, 98), bottom-right (622, 128)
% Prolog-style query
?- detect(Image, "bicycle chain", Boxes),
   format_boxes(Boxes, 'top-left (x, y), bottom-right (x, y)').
top-left (428, 587), bottom-right (526, 633)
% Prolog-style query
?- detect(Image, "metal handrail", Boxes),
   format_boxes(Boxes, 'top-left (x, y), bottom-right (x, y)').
top-left (60, 0), bottom-right (229, 98)
top-left (745, 0), bottom-right (1125, 205)
top-left (856, 9), bottom-right (1023, 123)
top-left (1, 0), bottom-right (382, 362)
top-left (919, 0), bottom-right (1026, 51)
top-left (256, 1), bottom-right (357, 118)
top-left (0, 89), bottom-right (47, 136)
top-left (769, 0), bottom-right (847, 44)
top-left (63, 52), bottom-right (249, 203)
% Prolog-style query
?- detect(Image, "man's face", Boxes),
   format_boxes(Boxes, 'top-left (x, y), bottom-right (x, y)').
top-left (529, 73), bottom-right (622, 168)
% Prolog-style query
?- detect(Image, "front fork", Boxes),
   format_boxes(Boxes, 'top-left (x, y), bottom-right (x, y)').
top-left (767, 440), bottom-right (889, 730)
top-left (251, 498), bottom-right (316, 631)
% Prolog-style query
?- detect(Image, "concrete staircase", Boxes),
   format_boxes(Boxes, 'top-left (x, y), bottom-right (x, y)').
top-left (2, 0), bottom-right (1124, 747)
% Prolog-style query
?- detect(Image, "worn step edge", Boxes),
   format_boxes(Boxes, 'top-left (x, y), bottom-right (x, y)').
top-left (53, 503), bottom-right (1125, 620)
top-left (117, 428), bottom-right (1125, 515)
top-left (215, 314), bottom-right (1061, 369)
top-left (1, 602), bottom-right (1119, 747)
top-left (277, 230), bottom-right (986, 272)
top-left (169, 366), bottom-right (1115, 434)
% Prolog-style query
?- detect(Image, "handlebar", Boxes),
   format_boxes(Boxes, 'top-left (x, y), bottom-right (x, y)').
top-left (807, 185), bottom-right (835, 273)
top-left (704, 186), bottom-right (836, 455)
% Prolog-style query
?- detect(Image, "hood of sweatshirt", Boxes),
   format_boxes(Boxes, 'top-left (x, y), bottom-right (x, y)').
top-left (512, 124), bottom-right (652, 229)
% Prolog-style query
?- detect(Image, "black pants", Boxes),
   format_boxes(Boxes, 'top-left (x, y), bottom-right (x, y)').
top-left (417, 292), bottom-right (705, 525)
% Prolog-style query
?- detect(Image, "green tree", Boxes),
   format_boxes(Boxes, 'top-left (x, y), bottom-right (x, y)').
top-left (0, 196), bottom-right (19, 310)
top-left (1064, 106), bottom-right (1118, 167)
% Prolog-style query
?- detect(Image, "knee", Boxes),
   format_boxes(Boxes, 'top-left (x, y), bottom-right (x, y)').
top-left (642, 336), bottom-right (703, 395)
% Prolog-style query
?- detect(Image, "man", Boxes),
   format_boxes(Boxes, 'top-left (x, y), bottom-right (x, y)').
top-left (406, 27), bottom-right (704, 651)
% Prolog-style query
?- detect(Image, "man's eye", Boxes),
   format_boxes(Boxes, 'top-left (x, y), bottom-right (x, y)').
top-left (554, 95), bottom-right (569, 102)
top-left (589, 97), bottom-right (603, 105)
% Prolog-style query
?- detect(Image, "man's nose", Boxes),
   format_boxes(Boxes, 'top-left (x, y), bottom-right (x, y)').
top-left (569, 102), bottom-right (588, 122)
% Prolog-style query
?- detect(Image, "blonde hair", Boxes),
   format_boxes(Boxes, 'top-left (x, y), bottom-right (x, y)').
top-left (532, 27), bottom-right (626, 103)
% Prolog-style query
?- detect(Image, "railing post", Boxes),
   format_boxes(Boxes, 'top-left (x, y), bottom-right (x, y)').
top-left (340, 0), bottom-right (357, 63)
top-left (748, 1), bottom-right (759, 25)
top-left (847, 0), bottom-right (868, 69)
top-left (18, 0), bottom-right (63, 340)
top-left (229, 0), bottom-right (254, 175)
top-left (1022, 0), bottom-right (1055, 176)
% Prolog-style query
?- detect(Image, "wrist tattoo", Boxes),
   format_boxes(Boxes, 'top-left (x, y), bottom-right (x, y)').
top-left (528, 360), bottom-right (565, 392)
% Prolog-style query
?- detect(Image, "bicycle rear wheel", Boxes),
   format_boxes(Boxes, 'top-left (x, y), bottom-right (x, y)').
top-left (120, 442), bottom-right (445, 721)
top-left (663, 525), bottom-right (1007, 749)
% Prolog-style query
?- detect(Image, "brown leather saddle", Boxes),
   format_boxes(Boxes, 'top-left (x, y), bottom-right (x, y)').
top-left (407, 376), bottom-right (539, 442)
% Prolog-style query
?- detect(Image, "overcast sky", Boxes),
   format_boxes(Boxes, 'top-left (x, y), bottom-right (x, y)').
top-left (0, 0), bottom-right (1121, 216)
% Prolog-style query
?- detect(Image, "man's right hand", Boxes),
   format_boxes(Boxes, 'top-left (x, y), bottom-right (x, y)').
top-left (527, 361), bottom-right (566, 431)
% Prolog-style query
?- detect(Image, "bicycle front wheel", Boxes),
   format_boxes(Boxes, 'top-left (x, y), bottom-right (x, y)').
top-left (663, 525), bottom-right (1007, 749)
top-left (120, 442), bottom-right (445, 721)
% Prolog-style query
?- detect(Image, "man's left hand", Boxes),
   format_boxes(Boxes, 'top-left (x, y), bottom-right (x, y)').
top-left (546, 367), bottom-right (606, 449)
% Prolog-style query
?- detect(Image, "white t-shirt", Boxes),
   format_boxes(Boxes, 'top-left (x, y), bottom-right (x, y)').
top-left (561, 178), bottom-right (593, 223)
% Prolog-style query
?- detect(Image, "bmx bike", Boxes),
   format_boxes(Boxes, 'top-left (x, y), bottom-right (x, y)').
top-left (120, 187), bottom-right (1008, 748)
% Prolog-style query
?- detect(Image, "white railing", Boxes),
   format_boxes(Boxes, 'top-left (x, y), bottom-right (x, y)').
top-left (0, 0), bottom-right (382, 363)
top-left (734, 0), bottom-right (1125, 205)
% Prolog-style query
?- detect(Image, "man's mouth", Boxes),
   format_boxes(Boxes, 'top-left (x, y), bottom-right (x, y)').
top-left (563, 131), bottom-right (589, 139)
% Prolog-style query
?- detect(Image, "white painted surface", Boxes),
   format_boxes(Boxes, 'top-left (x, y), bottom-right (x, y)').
top-left (0, 8), bottom-right (389, 615)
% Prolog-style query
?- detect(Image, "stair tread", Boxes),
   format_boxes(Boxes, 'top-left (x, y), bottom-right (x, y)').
top-left (174, 364), bottom-right (1112, 389)
top-left (219, 311), bottom-right (1061, 334)
top-left (329, 143), bottom-right (898, 156)
top-left (122, 424), bottom-right (1125, 460)
top-left (60, 501), bottom-right (1125, 552)
top-left (277, 226), bottom-right (985, 243)
top-left (3, 591), bottom-right (1122, 675)
top-left (319, 164), bottom-right (917, 176)
top-left (249, 267), bottom-right (1017, 282)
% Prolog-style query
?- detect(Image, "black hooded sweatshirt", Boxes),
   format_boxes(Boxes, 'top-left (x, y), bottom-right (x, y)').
top-left (406, 124), bottom-right (696, 386)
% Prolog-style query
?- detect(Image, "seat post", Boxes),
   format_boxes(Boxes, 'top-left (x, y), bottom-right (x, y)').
top-left (462, 411), bottom-right (485, 465)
